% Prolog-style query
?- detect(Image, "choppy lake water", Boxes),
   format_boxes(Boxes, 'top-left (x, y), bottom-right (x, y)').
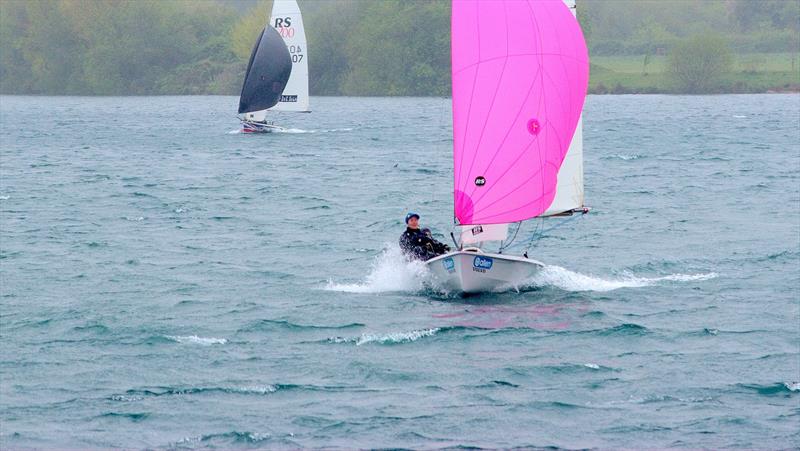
top-left (1, 94), bottom-right (799, 448)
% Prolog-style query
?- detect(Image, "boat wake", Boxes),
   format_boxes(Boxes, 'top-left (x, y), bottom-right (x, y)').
top-left (325, 247), bottom-right (717, 295)
top-left (228, 128), bottom-right (354, 135)
top-left (325, 245), bottom-right (432, 294)
top-left (274, 127), bottom-right (354, 134)
top-left (324, 240), bottom-right (718, 295)
top-left (526, 265), bottom-right (718, 292)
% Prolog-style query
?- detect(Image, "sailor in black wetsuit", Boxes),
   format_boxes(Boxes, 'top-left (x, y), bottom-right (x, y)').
top-left (399, 212), bottom-right (450, 261)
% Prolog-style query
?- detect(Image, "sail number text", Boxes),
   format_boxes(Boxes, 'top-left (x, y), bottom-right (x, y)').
top-left (288, 45), bottom-right (304, 63)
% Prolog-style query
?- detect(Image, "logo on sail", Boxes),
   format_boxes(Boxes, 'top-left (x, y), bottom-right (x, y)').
top-left (280, 95), bottom-right (298, 102)
top-left (527, 118), bottom-right (541, 135)
top-left (474, 176), bottom-right (486, 186)
top-left (471, 225), bottom-right (483, 236)
top-left (274, 17), bottom-right (292, 27)
top-left (472, 256), bottom-right (493, 272)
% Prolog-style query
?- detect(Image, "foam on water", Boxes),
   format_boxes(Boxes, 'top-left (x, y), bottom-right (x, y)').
top-left (330, 328), bottom-right (441, 345)
top-left (275, 128), bottom-right (310, 134)
top-left (228, 385), bottom-right (278, 394)
top-left (528, 265), bottom-right (718, 292)
top-left (109, 395), bottom-right (144, 402)
top-left (325, 245), bottom-right (430, 293)
top-left (173, 431), bottom-right (275, 447)
top-left (605, 154), bottom-right (644, 160)
top-left (165, 335), bottom-right (228, 345)
top-left (275, 127), bottom-right (354, 134)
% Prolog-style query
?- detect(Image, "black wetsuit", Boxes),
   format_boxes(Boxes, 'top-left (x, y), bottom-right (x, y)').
top-left (399, 227), bottom-right (450, 261)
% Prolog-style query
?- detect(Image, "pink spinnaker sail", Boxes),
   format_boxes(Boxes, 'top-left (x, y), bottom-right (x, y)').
top-left (452, 0), bottom-right (589, 225)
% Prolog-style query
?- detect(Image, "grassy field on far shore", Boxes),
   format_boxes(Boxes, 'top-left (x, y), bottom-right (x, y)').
top-left (590, 52), bottom-right (800, 94)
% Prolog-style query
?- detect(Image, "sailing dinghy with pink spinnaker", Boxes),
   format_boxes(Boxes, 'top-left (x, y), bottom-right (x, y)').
top-left (426, 0), bottom-right (590, 294)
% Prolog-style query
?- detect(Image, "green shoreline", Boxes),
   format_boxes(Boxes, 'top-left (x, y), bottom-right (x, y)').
top-left (2, 54), bottom-right (798, 97)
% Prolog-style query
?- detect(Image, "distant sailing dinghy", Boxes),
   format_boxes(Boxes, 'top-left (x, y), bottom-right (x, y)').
top-left (238, 26), bottom-right (292, 133)
top-left (239, 0), bottom-right (310, 133)
top-left (426, 0), bottom-right (590, 294)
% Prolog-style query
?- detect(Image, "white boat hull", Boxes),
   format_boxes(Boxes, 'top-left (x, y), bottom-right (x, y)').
top-left (241, 120), bottom-right (286, 133)
top-left (425, 249), bottom-right (544, 294)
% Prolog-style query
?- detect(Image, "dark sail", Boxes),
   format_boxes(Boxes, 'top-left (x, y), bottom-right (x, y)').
top-left (238, 26), bottom-right (292, 114)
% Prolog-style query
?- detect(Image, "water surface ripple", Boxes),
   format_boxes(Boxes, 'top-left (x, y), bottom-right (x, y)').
top-left (1, 95), bottom-right (799, 448)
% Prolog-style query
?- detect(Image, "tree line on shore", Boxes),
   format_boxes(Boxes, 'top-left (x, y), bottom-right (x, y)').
top-left (1, 0), bottom-right (797, 96)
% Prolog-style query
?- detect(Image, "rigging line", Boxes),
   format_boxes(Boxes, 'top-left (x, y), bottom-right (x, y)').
top-left (538, 210), bottom-right (586, 235)
top-left (499, 221), bottom-right (523, 252)
top-left (508, 211), bottom-right (587, 256)
top-left (524, 218), bottom-right (544, 254)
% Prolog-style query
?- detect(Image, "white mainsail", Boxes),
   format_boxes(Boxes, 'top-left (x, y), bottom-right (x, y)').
top-left (269, 0), bottom-right (310, 112)
top-left (541, 0), bottom-right (585, 216)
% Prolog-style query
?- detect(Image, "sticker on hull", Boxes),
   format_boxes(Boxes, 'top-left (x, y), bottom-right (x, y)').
top-left (442, 257), bottom-right (455, 273)
top-left (472, 256), bottom-right (493, 273)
